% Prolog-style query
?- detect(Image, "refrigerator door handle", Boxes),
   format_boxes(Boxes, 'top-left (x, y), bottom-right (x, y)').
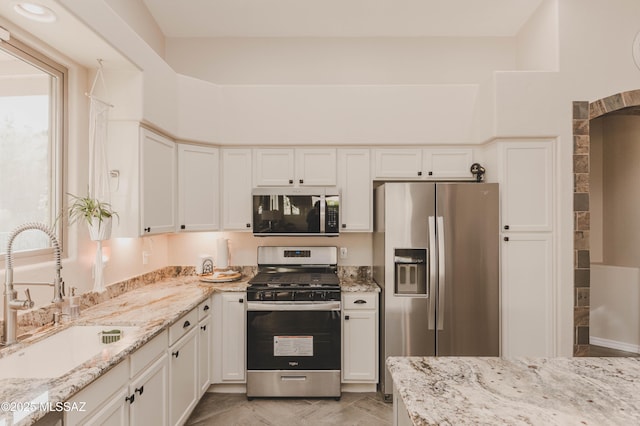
top-left (437, 216), bottom-right (445, 331)
top-left (428, 215), bottom-right (437, 330)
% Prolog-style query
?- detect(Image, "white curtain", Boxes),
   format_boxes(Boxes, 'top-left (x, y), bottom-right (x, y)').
top-left (88, 64), bottom-right (112, 293)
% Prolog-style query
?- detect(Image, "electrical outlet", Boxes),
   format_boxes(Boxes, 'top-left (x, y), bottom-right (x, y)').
top-left (339, 247), bottom-right (348, 259)
top-left (142, 251), bottom-right (150, 265)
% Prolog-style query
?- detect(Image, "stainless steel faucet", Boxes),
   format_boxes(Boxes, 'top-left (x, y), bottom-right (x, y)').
top-left (3, 222), bottom-right (65, 346)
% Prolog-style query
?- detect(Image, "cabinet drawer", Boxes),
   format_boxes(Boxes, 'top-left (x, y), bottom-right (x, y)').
top-left (198, 298), bottom-right (212, 321)
top-left (342, 293), bottom-right (377, 310)
top-left (130, 329), bottom-right (167, 378)
top-left (169, 309), bottom-right (198, 346)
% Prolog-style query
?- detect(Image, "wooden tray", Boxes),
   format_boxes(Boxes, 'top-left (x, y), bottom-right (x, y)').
top-left (199, 271), bottom-right (242, 283)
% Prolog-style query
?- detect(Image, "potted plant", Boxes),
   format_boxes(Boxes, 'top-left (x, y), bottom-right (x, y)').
top-left (67, 193), bottom-right (119, 241)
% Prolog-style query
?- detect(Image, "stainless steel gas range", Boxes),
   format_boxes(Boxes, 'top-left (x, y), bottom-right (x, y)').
top-left (246, 246), bottom-right (341, 399)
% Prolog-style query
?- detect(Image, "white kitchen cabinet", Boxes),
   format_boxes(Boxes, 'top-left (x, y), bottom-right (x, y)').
top-left (501, 233), bottom-right (554, 357)
top-left (177, 144), bottom-right (219, 232)
top-left (129, 354), bottom-right (169, 426)
top-left (254, 148), bottom-right (336, 186)
top-left (221, 148), bottom-right (253, 231)
top-left (373, 148), bottom-right (473, 180)
top-left (499, 141), bottom-right (553, 232)
top-left (140, 128), bottom-right (177, 235)
top-left (169, 326), bottom-right (198, 426)
top-left (107, 123), bottom-right (177, 237)
top-left (337, 149), bottom-right (371, 231)
top-left (83, 387), bottom-right (130, 426)
top-left (393, 384), bottom-right (413, 426)
top-left (342, 293), bottom-right (378, 383)
top-left (212, 292), bottom-right (246, 383)
top-left (423, 148), bottom-right (473, 179)
top-left (197, 299), bottom-right (212, 397)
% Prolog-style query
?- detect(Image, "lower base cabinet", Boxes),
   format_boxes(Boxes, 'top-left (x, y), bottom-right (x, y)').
top-left (342, 292), bottom-right (379, 383)
top-left (169, 327), bottom-right (198, 426)
top-left (130, 354), bottom-right (169, 425)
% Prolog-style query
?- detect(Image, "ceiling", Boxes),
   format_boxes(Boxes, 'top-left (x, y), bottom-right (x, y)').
top-left (141, 0), bottom-right (543, 38)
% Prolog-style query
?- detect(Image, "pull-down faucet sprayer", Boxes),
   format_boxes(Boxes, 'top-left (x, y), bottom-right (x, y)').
top-left (3, 222), bottom-right (65, 346)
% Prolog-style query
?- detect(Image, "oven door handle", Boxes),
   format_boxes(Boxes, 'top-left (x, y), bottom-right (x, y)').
top-left (247, 301), bottom-right (341, 311)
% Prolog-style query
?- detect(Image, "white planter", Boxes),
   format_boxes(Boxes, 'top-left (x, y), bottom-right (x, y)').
top-left (88, 216), bottom-right (112, 241)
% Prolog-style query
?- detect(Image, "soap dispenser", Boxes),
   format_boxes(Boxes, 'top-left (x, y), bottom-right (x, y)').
top-left (68, 287), bottom-right (80, 318)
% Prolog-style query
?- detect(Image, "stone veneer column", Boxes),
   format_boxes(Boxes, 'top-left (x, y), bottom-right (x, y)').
top-left (573, 101), bottom-right (590, 357)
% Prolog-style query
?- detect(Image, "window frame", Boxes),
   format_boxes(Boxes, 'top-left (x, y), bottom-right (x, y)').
top-left (0, 34), bottom-right (67, 263)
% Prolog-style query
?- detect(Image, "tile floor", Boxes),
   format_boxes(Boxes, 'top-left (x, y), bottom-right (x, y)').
top-left (186, 392), bottom-right (392, 426)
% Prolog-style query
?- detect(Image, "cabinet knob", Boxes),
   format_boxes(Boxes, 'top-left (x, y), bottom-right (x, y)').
top-left (135, 386), bottom-right (144, 395)
top-left (504, 236), bottom-right (510, 242)
top-left (341, 224), bottom-right (346, 229)
top-left (345, 315), bottom-right (350, 320)
top-left (183, 320), bottom-right (191, 328)
top-left (181, 225), bottom-right (186, 230)
top-left (246, 223), bottom-right (251, 228)
top-left (428, 171), bottom-right (433, 176)
top-left (125, 394), bottom-right (135, 404)
top-left (504, 225), bottom-right (510, 230)
top-left (144, 227), bottom-right (151, 233)
top-left (417, 171), bottom-right (422, 176)
top-left (172, 350), bottom-right (180, 358)
top-left (204, 305), bottom-right (210, 311)
top-left (289, 179), bottom-right (294, 184)
top-left (239, 298), bottom-right (244, 303)
top-left (299, 179), bottom-right (304, 184)
top-left (201, 325), bottom-right (207, 331)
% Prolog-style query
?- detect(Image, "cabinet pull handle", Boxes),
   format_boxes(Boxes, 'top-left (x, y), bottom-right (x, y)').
top-left (289, 179), bottom-right (294, 184)
top-left (125, 394), bottom-right (135, 404)
top-left (504, 225), bottom-right (510, 230)
top-left (201, 325), bottom-right (207, 331)
top-left (246, 223), bottom-right (251, 228)
top-left (504, 236), bottom-right (510, 242)
top-left (144, 227), bottom-right (151, 233)
top-left (417, 171), bottom-right (422, 176)
top-left (345, 315), bottom-right (350, 320)
top-left (172, 350), bottom-right (180, 358)
top-left (354, 299), bottom-right (367, 304)
top-left (183, 320), bottom-right (191, 328)
top-left (204, 305), bottom-right (210, 311)
top-left (135, 386), bottom-right (144, 395)
top-left (239, 298), bottom-right (244, 303)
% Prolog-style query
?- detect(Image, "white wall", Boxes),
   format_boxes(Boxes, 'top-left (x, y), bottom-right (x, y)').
top-left (516, 0), bottom-right (558, 71)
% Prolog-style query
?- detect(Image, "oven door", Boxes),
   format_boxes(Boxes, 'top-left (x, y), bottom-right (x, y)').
top-left (246, 301), bottom-right (341, 371)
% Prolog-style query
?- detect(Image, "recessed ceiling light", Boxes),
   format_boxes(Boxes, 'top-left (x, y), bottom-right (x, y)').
top-left (13, 2), bottom-right (57, 23)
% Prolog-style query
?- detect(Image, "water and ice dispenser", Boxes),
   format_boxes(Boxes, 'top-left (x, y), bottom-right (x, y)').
top-left (394, 248), bottom-right (428, 296)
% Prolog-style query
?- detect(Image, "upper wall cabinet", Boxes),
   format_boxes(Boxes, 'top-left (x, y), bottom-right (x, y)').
top-left (108, 123), bottom-right (177, 237)
top-left (337, 149), bottom-right (371, 231)
top-left (177, 144), bottom-right (219, 232)
top-left (499, 141), bottom-right (553, 232)
top-left (141, 128), bottom-right (177, 235)
top-left (373, 148), bottom-right (473, 180)
top-left (254, 148), bottom-right (336, 186)
top-left (222, 148), bottom-right (253, 231)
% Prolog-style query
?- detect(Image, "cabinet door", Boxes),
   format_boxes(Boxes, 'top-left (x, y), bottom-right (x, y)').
top-left (501, 233), bottom-right (554, 357)
top-left (81, 387), bottom-right (129, 426)
top-left (140, 128), bottom-right (176, 235)
top-left (254, 148), bottom-right (295, 186)
top-left (500, 141), bottom-right (553, 232)
top-left (221, 149), bottom-right (253, 230)
top-left (212, 292), bottom-right (246, 383)
top-left (169, 328), bottom-right (198, 426)
top-left (296, 148), bottom-right (337, 186)
top-left (373, 149), bottom-right (422, 178)
top-left (337, 149), bottom-right (371, 231)
top-left (423, 148), bottom-right (473, 179)
top-left (129, 354), bottom-right (169, 426)
top-left (198, 316), bottom-right (212, 396)
top-left (342, 309), bottom-right (378, 382)
top-left (177, 144), bottom-right (219, 232)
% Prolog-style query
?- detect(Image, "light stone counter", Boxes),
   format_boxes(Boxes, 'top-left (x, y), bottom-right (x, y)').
top-left (0, 273), bottom-right (249, 426)
top-left (387, 356), bottom-right (640, 426)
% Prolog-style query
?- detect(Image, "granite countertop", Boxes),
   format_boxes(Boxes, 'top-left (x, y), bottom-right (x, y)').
top-left (0, 275), bottom-right (249, 426)
top-left (0, 268), bottom-right (376, 425)
top-left (387, 356), bottom-right (640, 426)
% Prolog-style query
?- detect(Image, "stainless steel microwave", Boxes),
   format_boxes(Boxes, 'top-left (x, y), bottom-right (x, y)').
top-left (252, 187), bottom-right (340, 236)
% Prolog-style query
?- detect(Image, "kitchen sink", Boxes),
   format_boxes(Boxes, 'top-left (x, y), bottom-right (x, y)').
top-left (0, 325), bottom-right (139, 379)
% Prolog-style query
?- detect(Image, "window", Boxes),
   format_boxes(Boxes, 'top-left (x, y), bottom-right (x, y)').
top-left (0, 35), bottom-right (65, 256)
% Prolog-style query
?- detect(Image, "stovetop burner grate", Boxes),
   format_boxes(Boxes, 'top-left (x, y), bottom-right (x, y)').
top-left (249, 272), bottom-right (339, 288)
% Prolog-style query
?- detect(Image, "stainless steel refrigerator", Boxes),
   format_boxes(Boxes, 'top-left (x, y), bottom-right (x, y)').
top-left (373, 182), bottom-right (499, 399)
